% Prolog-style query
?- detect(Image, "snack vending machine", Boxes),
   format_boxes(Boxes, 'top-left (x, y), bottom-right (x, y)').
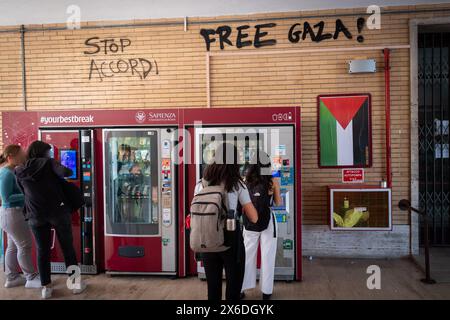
top-left (39, 129), bottom-right (98, 273)
top-left (184, 107), bottom-right (302, 281)
top-left (103, 127), bottom-right (178, 275)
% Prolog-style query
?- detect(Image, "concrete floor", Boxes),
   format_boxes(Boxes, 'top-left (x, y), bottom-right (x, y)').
top-left (414, 247), bottom-right (450, 283)
top-left (1, 257), bottom-right (450, 300)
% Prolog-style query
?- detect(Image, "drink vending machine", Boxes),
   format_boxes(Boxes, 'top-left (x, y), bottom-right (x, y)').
top-left (184, 107), bottom-right (302, 281)
top-left (2, 107), bottom-right (301, 280)
top-left (39, 129), bottom-right (97, 273)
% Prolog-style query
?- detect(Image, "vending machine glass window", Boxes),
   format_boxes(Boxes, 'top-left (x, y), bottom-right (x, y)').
top-left (104, 129), bottom-right (159, 236)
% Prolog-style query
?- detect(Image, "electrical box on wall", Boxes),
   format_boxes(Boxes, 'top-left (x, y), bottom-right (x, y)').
top-left (348, 59), bottom-right (376, 73)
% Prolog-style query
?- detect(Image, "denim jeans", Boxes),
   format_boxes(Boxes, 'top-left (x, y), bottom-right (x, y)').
top-left (29, 211), bottom-right (78, 286)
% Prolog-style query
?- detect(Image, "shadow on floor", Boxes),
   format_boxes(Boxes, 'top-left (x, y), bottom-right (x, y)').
top-left (413, 247), bottom-right (450, 283)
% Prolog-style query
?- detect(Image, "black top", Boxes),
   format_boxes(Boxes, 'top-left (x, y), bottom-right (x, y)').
top-left (243, 183), bottom-right (272, 232)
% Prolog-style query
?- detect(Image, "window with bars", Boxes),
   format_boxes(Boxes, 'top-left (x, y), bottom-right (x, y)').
top-left (418, 32), bottom-right (450, 246)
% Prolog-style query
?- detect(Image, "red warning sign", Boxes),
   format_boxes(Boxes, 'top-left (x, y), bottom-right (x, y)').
top-left (342, 169), bottom-right (364, 183)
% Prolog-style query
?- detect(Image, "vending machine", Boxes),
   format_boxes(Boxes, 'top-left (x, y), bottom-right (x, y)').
top-left (2, 107), bottom-right (301, 279)
top-left (1, 109), bottom-right (184, 276)
top-left (184, 107), bottom-right (302, 281)
top-left (103, 127), bottom-right (178, 275)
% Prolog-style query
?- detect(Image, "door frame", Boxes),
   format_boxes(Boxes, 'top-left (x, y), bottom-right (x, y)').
top-left (410, 16), bottom-right (450, 254)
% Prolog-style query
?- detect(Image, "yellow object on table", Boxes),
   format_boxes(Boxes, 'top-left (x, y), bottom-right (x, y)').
top-left (333, 209), bottom-right (370, 228)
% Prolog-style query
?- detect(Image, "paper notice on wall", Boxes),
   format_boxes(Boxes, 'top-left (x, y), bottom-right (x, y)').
top-left (434, 119), bottom-right (449, 136)
top-left (435, 144), bottom-right (449, 159)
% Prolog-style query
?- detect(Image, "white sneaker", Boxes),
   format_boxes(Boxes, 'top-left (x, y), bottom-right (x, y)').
top-left (72, 281), bottom-right (87, 295)
top-left (4, 277), bottom-right (26, 288)
top-left (41, 286), bottom-right (53, 299)
top-left (25, 276), bottom-right (42, 289)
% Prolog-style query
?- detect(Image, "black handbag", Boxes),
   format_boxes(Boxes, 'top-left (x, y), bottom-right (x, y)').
top-left (60, 179), bottom-right (85, 211)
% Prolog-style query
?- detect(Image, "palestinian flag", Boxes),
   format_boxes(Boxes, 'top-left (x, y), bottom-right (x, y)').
top-left (319, 95), bottom-right (370, 167)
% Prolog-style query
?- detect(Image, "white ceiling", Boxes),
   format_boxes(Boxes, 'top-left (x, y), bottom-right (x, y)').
top-left (0, 0), bottom-right (448, 26)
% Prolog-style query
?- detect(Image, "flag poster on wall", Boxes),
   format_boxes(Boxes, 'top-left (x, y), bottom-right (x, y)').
top-left (318, 94), bottom-right (372, 168)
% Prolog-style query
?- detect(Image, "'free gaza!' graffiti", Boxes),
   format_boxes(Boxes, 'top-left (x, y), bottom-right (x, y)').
top-left (200, 17), bottom-right (369, 51)
top-left (84, 37), bottom-right (159, 81)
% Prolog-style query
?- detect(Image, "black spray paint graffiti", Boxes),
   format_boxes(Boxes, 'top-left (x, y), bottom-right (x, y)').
top-left (200, 18), bottom-right (366, 51)
top-left (84, 37), bottom-right (158, 81)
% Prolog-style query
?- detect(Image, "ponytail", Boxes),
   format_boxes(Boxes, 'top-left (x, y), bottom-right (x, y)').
top-left (0, 154), bottom-right (6, 165)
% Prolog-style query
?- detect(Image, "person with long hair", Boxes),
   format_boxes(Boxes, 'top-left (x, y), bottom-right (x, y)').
top-left (241, 151), bottom-right (282, 300)
top-left (15, 141), bottom-right (87, 299)
top-left (194, 142), bottom-right (258, 300)
top-left (0, 145), bottom-right (41, 289)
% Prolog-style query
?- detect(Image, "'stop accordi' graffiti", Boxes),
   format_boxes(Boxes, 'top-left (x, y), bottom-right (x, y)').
top-left (84, 37), bottom-right (159, 81)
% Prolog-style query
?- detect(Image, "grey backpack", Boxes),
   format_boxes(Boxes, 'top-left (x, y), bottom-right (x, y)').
top-left (189, 179), bottom-right (229, 253)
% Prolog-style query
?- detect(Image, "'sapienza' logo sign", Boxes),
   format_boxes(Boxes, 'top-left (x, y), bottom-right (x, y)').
top-left (148, 112), bottom-right (177, 121)
top-left (135, 111), bottom-right (146, 123)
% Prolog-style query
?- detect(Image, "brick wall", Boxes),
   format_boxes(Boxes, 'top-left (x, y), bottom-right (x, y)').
top-left (0, 3), bottom-right (449, 228)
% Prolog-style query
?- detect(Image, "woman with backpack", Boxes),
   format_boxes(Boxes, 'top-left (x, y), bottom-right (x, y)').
top-left (241, 151), bottom-right (282, 300)
top-left (0, 145), bottom-right (41, 289)
top-left (190, 142), bottom-right (258, 301)
top-left (15, 141), bottom-right (87, 299)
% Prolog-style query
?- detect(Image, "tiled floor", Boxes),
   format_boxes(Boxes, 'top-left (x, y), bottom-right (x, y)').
top-left (1, 257), bottom-right (449, 300)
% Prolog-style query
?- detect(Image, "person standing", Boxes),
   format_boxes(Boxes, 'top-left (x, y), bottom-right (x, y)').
top-left (192, 143), bottom-right (258, 300)
top-left (0, 145), bottom-right (41, 289)
top-left (15, 141), bottom-right (87, 299)
top-left (241, 152), bottom-right (282, 300)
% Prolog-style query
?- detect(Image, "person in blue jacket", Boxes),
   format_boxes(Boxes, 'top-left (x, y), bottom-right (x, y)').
top-left (0, 144), bottom-right (40, 289)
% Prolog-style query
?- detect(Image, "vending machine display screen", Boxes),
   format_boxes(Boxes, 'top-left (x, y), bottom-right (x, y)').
top-left (60, 149), bottom-right (77, 179)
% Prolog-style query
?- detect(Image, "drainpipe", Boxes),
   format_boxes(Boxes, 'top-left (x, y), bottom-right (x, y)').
top-left (20, 25), bottom-right (27, 111)
top-left (384, 48), bottom-right (392, 188)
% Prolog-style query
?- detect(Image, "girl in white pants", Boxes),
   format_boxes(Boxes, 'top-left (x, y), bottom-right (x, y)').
top-left (241, 152), bottom-right (281, 300)
top-left (242, 212), bottom-right (278, 298)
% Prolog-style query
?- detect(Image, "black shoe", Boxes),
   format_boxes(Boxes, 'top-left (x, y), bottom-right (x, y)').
top-left (262, 293), bottom-right (272, 300)
top-left (240, 292), bottom-right (246, 300)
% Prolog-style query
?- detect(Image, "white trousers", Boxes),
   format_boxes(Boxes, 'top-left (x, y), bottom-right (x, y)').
top-left (242, 213), bottom-right (277, 295)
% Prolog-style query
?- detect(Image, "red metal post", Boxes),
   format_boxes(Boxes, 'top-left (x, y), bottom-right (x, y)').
top-left (384, 49), bottom-right (392, 188)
